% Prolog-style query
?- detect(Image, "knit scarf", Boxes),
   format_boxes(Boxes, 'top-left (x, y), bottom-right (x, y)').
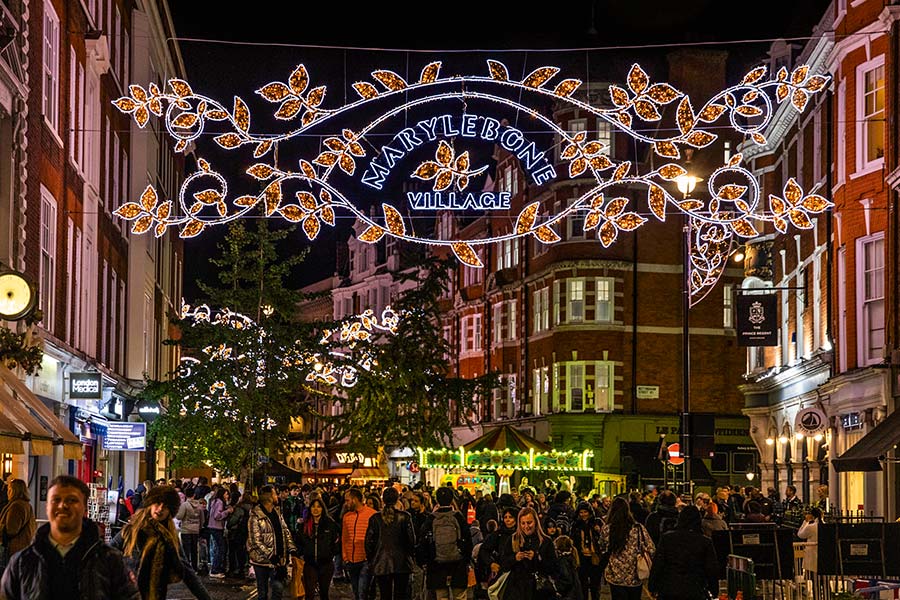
top-left (137, 519), bottom-right (183, 600)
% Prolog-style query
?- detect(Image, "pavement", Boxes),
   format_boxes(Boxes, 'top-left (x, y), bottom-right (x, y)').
top-left (168, 573), bottom-right (355, 599)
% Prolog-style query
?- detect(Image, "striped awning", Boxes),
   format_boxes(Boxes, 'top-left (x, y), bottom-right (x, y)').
top-left (462, 425), bottom-right (552, 454)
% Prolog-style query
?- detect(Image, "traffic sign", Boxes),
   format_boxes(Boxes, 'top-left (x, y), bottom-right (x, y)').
top-left (667, 443), bottom-right (684, 465)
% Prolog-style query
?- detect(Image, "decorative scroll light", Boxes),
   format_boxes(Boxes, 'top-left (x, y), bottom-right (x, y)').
top-left (114, 60), bottom-right (830, 304)
top-left (180, 302), bottom-right (399, 393)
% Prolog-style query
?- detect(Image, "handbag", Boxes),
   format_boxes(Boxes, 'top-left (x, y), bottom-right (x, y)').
top-left (487, 571), bottom-right (509, 600)
top-left (636, 526), bottom-right (652, 580)
top-left (534, 571), bottom-right (559, 597)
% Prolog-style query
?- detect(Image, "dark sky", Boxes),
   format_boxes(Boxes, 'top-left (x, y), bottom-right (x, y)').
top-left (167, 0), bottom-right (832, 300)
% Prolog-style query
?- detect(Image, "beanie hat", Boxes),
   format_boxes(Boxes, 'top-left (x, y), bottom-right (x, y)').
top-left (144, 485), bottom-right (181, 517)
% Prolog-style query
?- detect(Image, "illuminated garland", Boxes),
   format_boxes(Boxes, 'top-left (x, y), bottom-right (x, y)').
top-left (113, 60), bottom-right (830, 304)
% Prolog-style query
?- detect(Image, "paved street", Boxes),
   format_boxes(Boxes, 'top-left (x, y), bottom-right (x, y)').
top-left (169, 575), bottom-right (355, 600)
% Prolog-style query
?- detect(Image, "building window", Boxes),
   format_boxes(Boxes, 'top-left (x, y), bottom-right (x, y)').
top-left (532, 286), bottom-right (549, 333)
top-left (567, 279), bottom-right (584, 322)
top-left (532, 367), bottom-right (550, 416)
top-left (596, 277), bottom-right (613, 323)
top-left (463, 314), bottom-right (482, 353)
top-left (493, 302), bottom-right (502, 342)
top-left (857, 58), bottom-right (885, 171)
top-left (568, 199), bottom-right (585, 239)
top-left (559, 361), bottom-right (614, 412)
top-left (39, 187), bottom-right (57, 332)
top-left (597, 119), bottom-right (613, 158)
top-left (497, 238), bottom-right (518, 270)
top-left (595, 362), bottom-right (612, 411)
top-left (462, 259), bottom-right (483, 287)
top-left (567, 363), bottom-right (584, 411)
top-left (42, 0), bottom-right (60, 132)
top-left (724, 284), bottom-right (734, 328)
top-left (859, 234), bottom-right (884, 365)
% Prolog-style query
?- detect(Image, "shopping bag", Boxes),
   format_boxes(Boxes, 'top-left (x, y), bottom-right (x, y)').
top-left (291, 556), bottom-right (305, 598)
top-left (487, 571), bottom-right (510, 600)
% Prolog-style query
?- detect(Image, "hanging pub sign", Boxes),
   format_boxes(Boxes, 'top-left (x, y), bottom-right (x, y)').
top-left (795, 406), bottom-right (827, 437)
top-left (736, 293), bottom-right (778, 346)
top-left (112, 59), bottom-right (831, 307)
top-left (69, 372), bottom-right (102, 399)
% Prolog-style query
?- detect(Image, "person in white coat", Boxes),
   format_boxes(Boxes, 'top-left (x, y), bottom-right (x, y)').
top-left (797, 507), bottom-right (820, 574)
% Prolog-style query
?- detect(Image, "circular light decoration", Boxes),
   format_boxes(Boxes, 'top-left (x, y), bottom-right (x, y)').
top-left (113, 60), bottom-right (830, 305)
top-left (0, 270), bottom-right (36, 321)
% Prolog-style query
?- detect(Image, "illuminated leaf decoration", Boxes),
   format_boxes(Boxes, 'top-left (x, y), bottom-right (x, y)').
top-left (610, 86), bottom-right (630, 107)
top-left (791, 65), bottom-right (809, 85)
top-left (805, 76), bottom-right (827, 92)
top-left (676, 97), bottom-right (694, 135)
top-left (773, 217), bottom-right (788, 233)
top-left (436, 141), bottom-right (454, 166)
top-left (791, 89), bottom-right (809, 112)
top-left (583, 142), bottom-right (603, 156)
top-left (263, 181), bottom-right (282, 216)
top-left (313, 152), bottom-right (338, 167)
top-left (215, 133), bottom-right (243, 149)
top-left (736, 105), bottom-right (762, 117)
top-left (554, 79), bottom-right (582, 97)
top-left (728, 153), bottom-right (743, 167)
top-left (615, 213), bottom-right (647, 231)
top-left (321, 206), bottom-right (335, 225)
top-left (234, 196), bottom-right (257, 207)
top-left (590, 155), bottom-right (613, 171)
top-left (297, 192), bottom-right (317, 210)
top-left (584, 212), bottom-right (602, 231)
top-left (618, 113), bottom-right (632, 128)
top-left (783, 178), bottom-right (803, 204)
top-left (181, 220), bottom-right (205, 238)
top-left (769, 195), bottom-right (786, 216)
top-left (648, 185), bottom-right (667, 221)
top-left (140, 186), bottom-right (158, 212)
top-left (193, 189), bottom-right (221, 205)
top-left (413, 161), bottom-right (440, 180)
top-left (353, 82), bottom-right (379, 100)
top-left (516, 202), bottom-right (539, 235)
top-left (743, 91), bottom-right (759, 103)
top-left (206, 109), bottom-right (228, 120)
top-left (731, 219), bottom-right (758, 237)
top-left (523, 67), bottom-right (560, 89)
top-left (233, 97), bottom-right (250, 132)
top-left (678, 199), bottom-right (703, 212)
top-left (325, 138), bottom-right (346, 152)
top-left (339, 154), bottom-right (355, 175)
top-left (156, 202), bottom-right (171, 220)
top-left (132, 215), bottom-right (153, 234)
top-left (752, 133), bottom-right (767, 145)
top-left (451, 243), bottom-right (482, 267)
top-left (718, 185), bottom-right (747, 200)
top-left (148, 99), bottom-right (163, 116)
top-left (591, 194), bottom-right (605, 209)
top-left (382, 204), bottom-right (405, 235)
top-left (434, 170), bottom-right (454, 191)
top-left (280, 204), bottom-right (304, 222)
top-left (299, 160), bottom-right (317, 179)
top-left (487, 60), bottom-right (509, 81)
top-left (599, 221), bottom-right (617, 247)
top-left (777, 67), bottom-right (789, 81)
top-left (135, 106), bottom-right (150, 128)
top-left (647, 83), bottom-right (680, 104)
top-left (359, 226), bottom-right (385, 243)
top-left (302, 111), bottom-right (319, 126)
top-left (613, 162), bottom-right (631, 181)
top-left (168, 79), bottom-right (192, 97)
top-left (561, 145), bottom-right (578, 160)
top-left (654, 141), bottom-right (680, 158)
top-left (569, 158), bottom-right (588, 177)
top-left (115, 203), bottom-right (143, 220)
top-left (247, 164), bottom-right (276, 180)
top-left (698, 104), bottom-right (727, 122)
top-left (420, 62), bottom-right (441, 83)
top-left (627, 64), bottom-right (649, 94)
top-left (257, 82), bottom-right (291, 102)
top-left (658, 164), bottom-right (686, 181)
top-left (635, 100), bottom-right (661, 121)
top-left (307, 86), bottom-right (326, 107)
top-left (254, 141), bottom-right (273, 158)
top-left (800, 194), bottom-right (830, 213)
top-left (742, 66), bottom-right (767, 84)
top-left (303, 216), bottom-right (321, 240)
top-left (275, 98), bottom-right (303, 120)
top-left (154, 223), bottom-right (167, 238)
top-left (533, 226), bottom-right (560, 244)
top-left (605, 197), bottom-right (628, 218)
top-left (114, 97), bottom-right (138, 112)
top-left (372, 70), bottom-right (407, 91)
top-left (789, 209), bottom-right (812, 228)
top-left (685, 131), bottom-right (716, 147)
top-left (289, 65), bottom-right (309, 95)
top-left (455, 152), bottom-right (470, 171)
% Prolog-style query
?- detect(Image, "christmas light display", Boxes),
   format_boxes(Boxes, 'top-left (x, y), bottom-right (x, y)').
top-left (114, 60), bottom-right (830, 304)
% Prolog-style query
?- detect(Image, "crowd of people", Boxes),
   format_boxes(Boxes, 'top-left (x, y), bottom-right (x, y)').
top-left (0, 474), bottom-right (833, 600)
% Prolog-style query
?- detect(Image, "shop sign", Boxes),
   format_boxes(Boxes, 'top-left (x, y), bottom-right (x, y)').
top-left (794, 407), bottom-right (827, 436)
top-left (850, 544), bottom-right (868, 556)
top-left (636, 385), bottom-right (659, 399)
top-left (743, 534), bottom-right (760, 545)
top-left (736, 294), bottom-right (778, 346)
top-left (69, 372), bottom-right (102, 399)
top-left (136, 400), bottom-right (162, 423)
top-left (103, 422), bottom-right (146, 451)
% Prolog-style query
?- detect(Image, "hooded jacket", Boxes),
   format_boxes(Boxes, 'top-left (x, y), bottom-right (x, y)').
top-left (1, 519), bottom-right (140, 600)
top-left (248, 504), bottom-right (297, 567)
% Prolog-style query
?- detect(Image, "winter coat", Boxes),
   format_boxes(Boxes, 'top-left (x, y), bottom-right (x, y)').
top-left (247, 505), bottom-right (297, 567)
top-left (648, 528), bottom-right (718, 600)
top-left (175, 499), bottom-right (203, 535)
top-left (645, 505), bottom-right (679, 545)
top-left (556, 552), bottom-right (583, 600)
top-left (476, 500), bottom-right (499, 528)
top-left (498, 533), bottom-right (559, 600)
top-left (545, 502), bottom-right (575, 534)
top-left (206, 498), bottom-right (229, 530)
top-left (298, 516), bottom-right (341, 564)
top-left (342, 505), bottom-right (376, 564)
top-left (364, 509), bottom-right (416, 576)
top-left (1, 519), bottom-right (140, 600)
top-left (0, 498), bottom-right (36, 555)
top-left (599, 523), bottom-right (654, 588)
top-left (226, 504), bottom-right (249, 542)
top-left (797, 519), bottom-right (818, 573)
top-left (422, 508), bottom-right (473, 591)
top-left (482, 524), bottom-right (515, 567)
top-left (470, 525), bottom-right (484, 546)
top-left (571, 516), bottom-right (603, 567)
top-left (701, 513), bottom-right (729, 538)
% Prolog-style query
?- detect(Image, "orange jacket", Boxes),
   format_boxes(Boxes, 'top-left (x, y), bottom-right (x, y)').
top-left (342, 505), bottom-right (376, 563)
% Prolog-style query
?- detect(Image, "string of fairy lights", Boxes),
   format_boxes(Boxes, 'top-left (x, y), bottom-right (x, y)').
top-left (112, 59), bottom-right (831, 305)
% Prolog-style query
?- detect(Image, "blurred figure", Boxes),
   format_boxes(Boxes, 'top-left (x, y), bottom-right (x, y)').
top-left (648, 506), bottom-right (718, 600)
top-left (0, 479), bottom-right (36, 572)
top-left (797, 507), bottom-right (821, 576)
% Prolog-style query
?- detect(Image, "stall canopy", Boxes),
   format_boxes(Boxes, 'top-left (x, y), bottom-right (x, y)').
top-left (418, 425), bottom-right (593, 472)
top-left (832, 409), bottom-right (900, 472)
top-left (350, 466), bottom-right (389, 482)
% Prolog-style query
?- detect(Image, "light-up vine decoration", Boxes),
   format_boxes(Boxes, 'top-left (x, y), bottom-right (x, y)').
top-left (114, 61), bottom-right (830, 304)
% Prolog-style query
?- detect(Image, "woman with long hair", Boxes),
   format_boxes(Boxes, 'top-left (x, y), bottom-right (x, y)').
top-left (206, 486), bottom-right (232, 578)
top-left (599, 497), bottom-right (654, 600)
top-left (648, 505), bottom-right (718, 600)
top-left (113, 485), bottom-right (211, 600)
top-left (482, 506), bottom-right (518, 580)
top-left (0, 479), bottom-right (36, 571)
top-left (364, 486), bottom-right (416, 600)
top-left (499, 506), bottom-right (559, 600)
top-left (299, 497), bottom-right (341, 600)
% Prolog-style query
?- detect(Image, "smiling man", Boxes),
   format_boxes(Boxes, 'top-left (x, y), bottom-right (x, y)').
top-left (0, 475), bottom-right (140, 600)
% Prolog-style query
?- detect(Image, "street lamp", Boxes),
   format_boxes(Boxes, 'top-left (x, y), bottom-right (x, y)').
top-left (674, 175), bottom-right (702, 198)
top-left (0, 269), bottom-right (37, 321)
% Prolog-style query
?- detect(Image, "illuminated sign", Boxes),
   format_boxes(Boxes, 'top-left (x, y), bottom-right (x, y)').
top-left (69, 373), bottom-right (102, 399)
top-left (103, 422), bottom-right (147, 451)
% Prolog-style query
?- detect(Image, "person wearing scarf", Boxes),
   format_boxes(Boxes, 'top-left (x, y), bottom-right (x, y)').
top-left (113, 485), bottom-right (211, 600)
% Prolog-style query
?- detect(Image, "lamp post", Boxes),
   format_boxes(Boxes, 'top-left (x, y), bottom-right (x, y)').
top-left (674, 174), bottom-right (701, 494)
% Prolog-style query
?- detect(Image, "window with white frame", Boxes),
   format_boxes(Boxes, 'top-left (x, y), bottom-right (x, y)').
top-left (857, 58), bottom-right (885, 171)
top-left (463, 313), bottom-right (482, 353)
top-left (113, 6), bottom-right (121, 80)
top-left (596, 277), bottom-right (613, 322)
top-left (497, 238), bottom-right (518, 270)
top-left (39, 188), bottom-right (57, 331)
top-left (859, 234), bottom-right (885, 365)
top-left (594, 362), bottom-right (612, 411)
top-left (567, 279), bottom-right (585, 322)
top-left (596, 119), bottom-right (613, 158)
top-left (724, 284), bottom-right (734, 328)
top-left (101, 260), bottom-right (108, 362)
top-left (568, 199), bottom-right (585, 239)
top-left (143, 292), bottom-right (152, 373)
top-left (567, 363), bottom-right (585, 411)
top-left (493, 302), bottom-right (502, 342)
top-left (503, 166), bottom-right (512, 194)
top-left (532, 286), bottom-right (550, 333)
top-left (110, 270), bottom-right (118, 368)
top-left (837, 80), bottom-right (846, 184)
top-left (42, 0), bottom-right (60, 132)
top-left (557, 360), bottom-right (615, 412)
top-left (462, 262), bottom-right (483, 287)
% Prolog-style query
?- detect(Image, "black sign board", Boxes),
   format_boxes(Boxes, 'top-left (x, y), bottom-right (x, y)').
top-left (69, 372), bottom-right (102, 399)
top-left (736, 294), bottom-right (778, 347)
top-left (818, 523), bottom-right (900, 576)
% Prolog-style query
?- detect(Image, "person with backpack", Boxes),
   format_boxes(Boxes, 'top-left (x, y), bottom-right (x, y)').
top-left (545, 491), bottom-right (575, 537)
top-left (421, 486), bottom-right (473, 600)
top-left (364, 487), bottom-right (416, 600)
top-left (644, 490), bottom-right (678, 545)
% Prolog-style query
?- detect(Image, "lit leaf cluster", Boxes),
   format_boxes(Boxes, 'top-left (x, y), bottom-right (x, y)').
top-left (313, 129), bottom-right (366, 176)
top-left (256, 64), bottom-right (327, 127)
top-left (412, 141), bottom-right (488, 191)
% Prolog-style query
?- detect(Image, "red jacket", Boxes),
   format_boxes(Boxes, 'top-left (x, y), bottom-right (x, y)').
top-left (342, 505), bottom-right (376, 563)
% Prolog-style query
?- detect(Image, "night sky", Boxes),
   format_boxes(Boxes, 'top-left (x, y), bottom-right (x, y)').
top-left (166, 0), bottom-right (832, 301)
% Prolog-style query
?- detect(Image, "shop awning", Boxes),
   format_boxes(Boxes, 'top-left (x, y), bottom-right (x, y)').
top-left (350, 466), bottom-right (389, 481)
top-left (462, 425), bottom-right (552, 454)
top-left (0, 366), bottom-right (82, 459)
top-left (832, 409), bottom-right (900, 472)
top-left (304, 467), bottom-right (353, 479)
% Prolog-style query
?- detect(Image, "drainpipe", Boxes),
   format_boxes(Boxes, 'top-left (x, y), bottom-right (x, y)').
top-left (631, 209), bottom-right (638, 415)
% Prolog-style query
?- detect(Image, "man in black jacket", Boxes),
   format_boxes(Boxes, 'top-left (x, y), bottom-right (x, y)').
top-left (1, 475), bottom-right (140, 600)
top-left (644, 490), bottom-right (680, 545)
top-left (422, 487), bottom-right (473, 600)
